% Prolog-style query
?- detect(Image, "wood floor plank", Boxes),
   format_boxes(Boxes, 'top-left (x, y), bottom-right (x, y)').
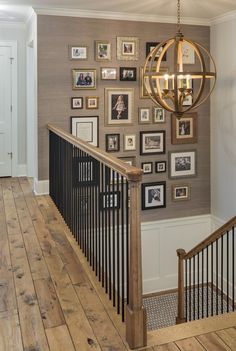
top-left (216, 328), bottom-right (236, 350)
top-left (0, 311), bottom-right (23, 351)
top-left (2, 180), bottom-right (50, 351)
top-left (175, 337), bottom-right (206, 350)
top-left (153, 343), bottom-right (180, 351)
top-left (197, 332), bottom-right (231, 350)
top-left (46, 325), bottom-right (76, 351)
top-left (34, 278), bottom-right (65, 329)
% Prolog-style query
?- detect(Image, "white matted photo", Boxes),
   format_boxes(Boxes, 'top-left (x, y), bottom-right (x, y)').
top-left (71, 97), bottom-right (83, 109)
top-left (95, 41), bottom-right (111, 61)
top-left (101, 68), bottom-right (117, 80)
top-left (153, 107), bottom-right (165, 123)
top-left (140, 130), bottom-right (165, 155)
top-left (117, 37), bottom-right (139, 61)
top-left (182, 42), bottom-right (195, 64)
top-left (141, 182), bottom-right (166, 210)
top-left (169, 150), bottom-right (196, 179)
top-left (105, 88), bottom-right (134, 126)
top-left (141, 162), bottom-right (153, 174)
top-left (172, 184), bottom-right (190, 201)
top-left (139, 108), bottom-right (151, 124)
top-left (71, 116), bottom-right (99, 147)
top-left (155, 161), bottom-right (166, 173)
top-left (69, 45), bottom-right (88, 60)
top-left (124, 134), bottom-right (136, 151)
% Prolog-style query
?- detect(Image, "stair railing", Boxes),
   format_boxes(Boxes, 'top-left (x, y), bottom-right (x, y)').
top-left (177, 216), bottom-right (236, 324)
top-left (48, 124), bottom-right (147, 349)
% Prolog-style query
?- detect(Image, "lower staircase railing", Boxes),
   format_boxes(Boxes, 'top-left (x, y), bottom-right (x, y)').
top-left (48, 124), bottom-right (147, 349)
top-left (177, 216), bottom-right (236, 324)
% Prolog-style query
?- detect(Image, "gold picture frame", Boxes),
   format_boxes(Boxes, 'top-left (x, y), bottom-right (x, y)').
top-left (95, 40), bottom-right (111, 61)
top-left (117, 37), bottom-right (139, 61)
top-left (72, 69), bottom-right (96, 90)
top-left (171, 113), bottom-right (197, 144)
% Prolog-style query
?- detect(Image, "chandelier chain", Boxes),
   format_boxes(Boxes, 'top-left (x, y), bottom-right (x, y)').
top-left (177, 0), bottom-right (181, 33)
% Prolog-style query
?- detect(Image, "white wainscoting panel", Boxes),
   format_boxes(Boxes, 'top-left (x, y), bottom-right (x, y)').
top-left (34, 178), bottom-right (49, 195)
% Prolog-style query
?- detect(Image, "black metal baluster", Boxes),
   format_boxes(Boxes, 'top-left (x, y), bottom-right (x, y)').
top-left (126, 181), bottom-right (129, 306)
top-left (116, 171), bottom-right (120, 314)
top-left (216, 238), bottom-right (219, 315)
top-left (189, 258), bottom-right (192, 321)
top-left (121, 176), bottom-right (125, 322)
top-left (105, 166), bottom-right (108, 293)
top-left (101, 164), bottom-right (105, 287)
top-left (193, 255), bottom-right (195, 320)
top-left (211, 242), bottom-right (214, 316)
top-left (206, 245), bottom-right (209, 318)
top-left (185, 260), bottom-right (188, 321)
top-left (197, 253), bottom-right (200, 319)
top-left (112, 170), bottom-right (116, 307)
top-left (221, 236), bottom-right (224, 314)
top-left (98, 162), bottom-right (102, 282)
top-left (202, 249), bottom-right (204, 319)
top-left (107, 168), bottom-right (112, 300)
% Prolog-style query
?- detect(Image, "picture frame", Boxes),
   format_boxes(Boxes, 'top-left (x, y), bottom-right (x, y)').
top-left (141, 181), bottom-right (166, 210)
top-left (72, 69), bottom-right (96, 90)
top-left (86, 96), bottom-right (99, 109)
top-left (182, 42), bottom-right (195, 64)
top-left (155, 161), bottom-right (166, 173)
top-left (140, 130), bottom-right (165, 156)
top-left (172, 184), bottom-right (190, 201)
top-left (71, 116), bottom-right (99, 147)
top-left (99, 192), bottom-right (120, 210)
top-left (171, 113), bottom-right (197, 144)
top-left (101, 67), bottom-right (117, 80)
top-left (146, 42), bottom-right (167, 61)
top-left (124, 134), bottom-right (136, 151)
top-left (141, 162), bottom-right (153, 175)
top-left (140, 67), bottom-right (168, 99)
top-left (139, 108), bottom-right (151, 124)
top-left (71, 97), bottom-right (83, 109)
top-left (105, 88), bottom-right (134, 126)
top-left (95, 40), bottom-right (111, 61)
top-left (120, 67), bottom-right (137, 81)
top-left (69, 45), bottom-right (88, 60)
top-left (117, 37), bottom-right (139, 61)
top-left (169, 150), bottom-right (197, 179)
top-left (153, 107), bottom-right (165, 123)
top-left (105, 134), bottom-right (120, 152)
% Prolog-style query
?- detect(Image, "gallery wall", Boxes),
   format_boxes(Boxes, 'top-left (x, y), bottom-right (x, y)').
top-left (37, 14), bottom-right (211, 221)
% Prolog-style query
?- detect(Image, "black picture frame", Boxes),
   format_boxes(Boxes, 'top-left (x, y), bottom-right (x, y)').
top-left (105, 134), bottom-right (120, 152)
top-left (155, 161), bottom-right (166, 173)
top-left (146, 42), bottom-right (167, 61)
top-left (141, 162), bottom-right (153, 174)
top-left (120, 67), bottom-right (137, 81)
top-left (140, 130), bottom-right (166, 156)
top-left (71, 97), bottom-right (83, 109)
top-left (141, 181), bottom-right (166, 210)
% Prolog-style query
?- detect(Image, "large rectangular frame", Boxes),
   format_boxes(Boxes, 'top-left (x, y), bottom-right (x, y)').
top-left (70, 116), bottom-right (99, 147)
top-left (105, 88), bottom-right (134, 126)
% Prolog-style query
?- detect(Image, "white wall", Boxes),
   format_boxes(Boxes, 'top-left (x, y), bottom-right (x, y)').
top-left (0, 22), bottom-right (27, 172)
top-left (211, 17), bottom-right (236, 222)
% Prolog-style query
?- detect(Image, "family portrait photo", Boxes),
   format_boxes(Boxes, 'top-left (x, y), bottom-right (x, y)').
top-left (72, 69), bottom-right (96, 89)
top-left (120, 67), bottom-right (136, 81)
top-left (154, 107), bottom-right (165, 123)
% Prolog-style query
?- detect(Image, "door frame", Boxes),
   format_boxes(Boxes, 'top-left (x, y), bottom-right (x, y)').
top-left (0, 41), bottom-right (18, 177)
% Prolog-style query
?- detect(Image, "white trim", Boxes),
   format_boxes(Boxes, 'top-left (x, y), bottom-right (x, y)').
top-left (17, 164), bottom-right (27, 176)
top-left (210, 9), bottom-right (236, 25)
top-left (34, 179), bottom-right (49, 195)
top-left (33, 7), bottom-right (210, 26)
top-left (0, 41), bottom-right (18, 177)
top-left (0, 21), bottom-right (26, 28)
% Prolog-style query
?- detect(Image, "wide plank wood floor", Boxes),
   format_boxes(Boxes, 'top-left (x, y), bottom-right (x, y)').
top-left (0, 177), bottom-right (235, 351)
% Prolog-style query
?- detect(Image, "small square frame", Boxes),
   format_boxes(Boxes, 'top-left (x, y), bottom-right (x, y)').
top-left (141, 162), bottom-right (153, 174)
top-left (86, 96), bottom-right (99, 109)
top-left (117, 37), bottom-right (139, 61)
top-left (141, 181), bottom-right (166, 210)
top-left (105, 134), bottom-right (120, 152)
top-left (155, 161), bottom-right (166, 173)
top-left (71, 97), bottom-right (83, 109)
top-left (172, 184), bottom-right (191, 201)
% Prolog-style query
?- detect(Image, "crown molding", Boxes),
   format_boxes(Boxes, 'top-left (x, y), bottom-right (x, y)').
top-left (210, 9), bottom-right (236, 25)
top-left (33, 7), bottom-right (210, 26)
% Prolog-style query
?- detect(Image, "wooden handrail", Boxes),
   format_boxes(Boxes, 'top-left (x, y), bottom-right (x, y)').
top-left (48, 124), bottom-right (143, 182)
top-left (181, 216), bottom-right (236, 260)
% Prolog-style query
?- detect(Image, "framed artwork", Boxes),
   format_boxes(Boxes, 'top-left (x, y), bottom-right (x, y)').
top-left (95, 41), bottom-right (111, 61)
top-left (105, 134), bottom-right (120, 152)
top-left (101, 67), bottom-right (117, 80)
top-left (124, 134), bottom-right (136, 151)
top-left (140, 130), bottom-right (165, 155)
top-left (86, 96), bottom-right (99, 109)
top-left (120, 67), bottom-right (137, 81)
top-left (72, 69), bottom-right (96, 90)
top-left (71, 97), bottom-right (83, 109)
top-left (182, 42), bottom-right (195, 64)
top-left (141, 181), bottom-right (166, 210)
top-left (99, 192), bottom-right (120, 210)
top-left (119, 156), bottom-right (136, 166)
top-left (117, 37), bottom-right (139, 61)
top-left (141, 162), bottom-right (153, 175)
top-left (69, 45), bottom-right (88, 60)
top-left (169, 150), bottom-right (196, 179)
top-left (155, 161), bottom-right (166, 173)
top-left (171, 113), bottom-right (197, 144)
top-left (71, 116), bottom-right (99, 147)
top-left (140, 67), bottom-right (168, 99)
top-left (172, 184), bottom-right (190, 201)
top-left (139, 108), bottom-right (151, 124)
top-left (153, 107), bottom-right (165, 123)
top-left (105, 88), bottom-right (134, 126)
top-left (146, 42), bottom-right (167, 61)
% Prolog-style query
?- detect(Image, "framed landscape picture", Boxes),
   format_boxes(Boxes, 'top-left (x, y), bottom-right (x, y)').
top-left (140, 130), bottom-right (165, 155)
top-left (171, 113), bottom-right (197, 144)
top-left (101, 67), bottom-right (117, 80)
top-left (120, 67), bottom-right (137, 81)
top-left (141, 181), bottom-right (166, 210)
top-left (105, 88), bottom-right (134, 126)
top-left (69, 45), bottom-right (88, 60)
top-left (71, 116), bottom-right (99, 147)
top-left (117, 36), bottom-right (139, 61)
top-left (105, 134), bottom-right (120, 152)
top-left (95, 41), bottom-right (111, 61)
top-left (71, 97), bottom-right (83, 109)
top-left (169, 150), bottom-right (196, 179)
top-left (172, 184), bottom-right (190, 201)
top-left (72, 69), bottom-right (96, 90)
top-left (146, 42), bottom-right (167, 61)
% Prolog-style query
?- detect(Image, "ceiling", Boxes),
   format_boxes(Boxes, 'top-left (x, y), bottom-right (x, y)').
top-left (0, 0), bottom-right (236, 23)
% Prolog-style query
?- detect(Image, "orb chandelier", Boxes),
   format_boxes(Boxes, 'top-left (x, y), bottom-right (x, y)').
top-left (143, 0), bottom-right (216, 118)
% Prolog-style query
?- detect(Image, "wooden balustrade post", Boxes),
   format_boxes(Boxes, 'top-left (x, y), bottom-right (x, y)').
top-left (126, 173), bottom-right (147, 349)
top-left (176, 248), bottom-right (187, 324)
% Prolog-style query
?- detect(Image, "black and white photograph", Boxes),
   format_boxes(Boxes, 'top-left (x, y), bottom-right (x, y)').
top-left (139, 108), bottom-right (151, 124)
top-left (86, 96), bottom-right (99, 109)
top-left (95, 41), bottom-right (111, 61)
top-left (155, 161), bottom-right (166, 173)
top-left (172, 184), bottom-right (190, 201)
top-left (142, 182), bottom-right (166, 210)
top-left (72, 69), bottom-right (96, 90)
top-left (99, 192), bottom-right (120, 210)
top-left (153, 107), bottom-right (165, 123)
top-left (169, 150), bottom-right (196, 178)
top-left (71, 97), bottom-right (83, 109)
top-left (101, 68), bottom-right (117, 80)
top-left (124, 134), bottom-right (136, 151)
top-left (141, 162), bottom-right (153, 174)
top-left (69, 45), bottom-right (88, 60)
top-left (140, 131), bottom-right (165, 155)
top-left (146, 42), bottom-right (167, 61)
top-left (105, 134), bottom-right (120, 152)
top-left (105, 88), bottom-right (134, 126)
top-left (120, 67), bottom-right (137, 81)
top-left (171, 113), bottom-right (197, 144)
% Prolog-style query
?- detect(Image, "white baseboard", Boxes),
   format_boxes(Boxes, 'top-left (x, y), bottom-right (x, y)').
top-left (211, 215), bottom-right (225, 231)
top-left (34, 178), bottom-right (49, 195)
top-left (17, 164), bottom-right (27, 176)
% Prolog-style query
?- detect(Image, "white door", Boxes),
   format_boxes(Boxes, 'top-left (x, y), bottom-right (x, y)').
top-left (0, 46), bottom-right (12, 177)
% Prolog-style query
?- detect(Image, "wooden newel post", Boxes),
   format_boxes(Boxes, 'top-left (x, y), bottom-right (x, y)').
top-left (176, 248), bottom-right (187, 324)
top-left (126, 172), bottom-right (147, 349)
